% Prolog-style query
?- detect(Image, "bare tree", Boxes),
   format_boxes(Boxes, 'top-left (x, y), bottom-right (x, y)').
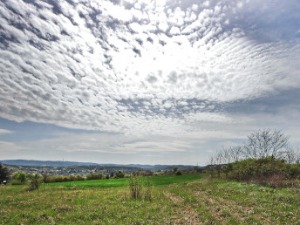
top-left (208, 147), bottom-right (244, 178)
top-left (242, 129), bottom-right (289, 159)
top-left (227, 146), bottom-right (244, 163)
top-left (208, 152), bottom-right (226, 178)
top-left (296, 151), bottom-right (300, 164)
top-left (208, 152), bottom-right (224, 165)
top-left (283, 148), bottom-right (300, 164)
top-left (283, 148), bottom-right (296, 164)
top-left (213, 146), bottom-right (244, 164)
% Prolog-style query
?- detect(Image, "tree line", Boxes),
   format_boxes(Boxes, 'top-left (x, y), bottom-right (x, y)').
top-left (208, 129), bottom-right (300, 187)
top-left (209, 129), bottom-right (300, 165)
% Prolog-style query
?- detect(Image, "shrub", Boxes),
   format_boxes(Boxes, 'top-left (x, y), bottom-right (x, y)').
top-left (44, 175), bottom-right (63, 183)
top-left (0, 164), bottom-right (9, 184)
top-left (135, 170), bottom-right (153, 177)
top-left (11, 172), bottom-right (28, 185)
top-left (226, 157), bottom-right (285, 180)
top-left (115, 171), bottom-right (125, 178)
top-left (44, 175), bottom-right (85, 183)
top-left (285, 164), bottom-right (300, 179)
top-left (75, 175), bottom-right (85, 181)
top-left (42, 173), bottom-right (49, 183)
top-left (27, 174), bottom-right (42, 191)
top-left (86, 173), bottom-right (103, 180)
top-left (224, 157), bottom-right (300, 187)
top-left (175, 171), bottom-right (182, 176)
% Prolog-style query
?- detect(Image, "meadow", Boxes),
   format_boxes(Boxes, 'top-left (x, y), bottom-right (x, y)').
top-left (0, 174), bottom-right (299, 225)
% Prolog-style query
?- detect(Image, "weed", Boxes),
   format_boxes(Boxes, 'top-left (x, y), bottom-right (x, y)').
top-left (143, 177), bottom-right (153, 201)
top-left (26, 174), bottom-right (42, 191)
top-left (128, 176), bottom-right (153, 200)
top-left (129, 175), bottom-right (143, 199)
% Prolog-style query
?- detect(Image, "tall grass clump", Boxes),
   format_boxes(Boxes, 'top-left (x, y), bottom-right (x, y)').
top-left (129, 175), bottom-right (143, 199)
top-left (128, 175), bottom-right (153, 200)
top-left (143, 177), bottom-right (153, 201)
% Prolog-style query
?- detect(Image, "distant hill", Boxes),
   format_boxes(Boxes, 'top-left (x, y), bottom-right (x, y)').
top-left (127, 164), bottom-right (199, 171)
top-left (0, 160), bottom-right (198, 171)
top-left (0, 160), bottom-right (98, 167)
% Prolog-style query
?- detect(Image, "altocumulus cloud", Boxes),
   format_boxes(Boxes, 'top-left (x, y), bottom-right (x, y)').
top-left (0, 0), bottom-right (300, 163)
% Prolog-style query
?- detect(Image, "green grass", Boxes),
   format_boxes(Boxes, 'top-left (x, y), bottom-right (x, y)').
top-left (0, 174), bottom-right (299, 225)
top-left (43, 173), bottom-right (203, 188)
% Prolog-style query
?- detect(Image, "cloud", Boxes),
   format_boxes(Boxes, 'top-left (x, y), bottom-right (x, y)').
top-left (0, 0), bottom-right (299, 139)
top-left (0, 141), bottom-right (21, 159)
top-left (6, 131), bottom-right (191, 154)
top-left (0, 126), bottom-right (246, 164)
top-left (0, 129), bottom-right (13, 135)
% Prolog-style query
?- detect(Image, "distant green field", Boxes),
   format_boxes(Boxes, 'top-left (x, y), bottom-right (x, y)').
top-left (43, 173), bottom-right (203, 188)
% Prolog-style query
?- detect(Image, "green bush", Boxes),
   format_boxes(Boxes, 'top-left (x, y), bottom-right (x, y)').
top-left (285, 164), bottom-right (300, 178)
top-left (224, 157), bottom-right (300, 187)
top-left (27, 174), bottom-right (43, 191)
top-left (175, 171), bottom-right (182, 176)
top-left (115, 171), bottom-right (125, 178)
top-left (11, 172), bottom-right (28, 185)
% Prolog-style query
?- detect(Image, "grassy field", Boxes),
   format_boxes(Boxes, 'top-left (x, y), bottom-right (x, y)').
top-left (0, 174), bottom-right (299, 225)
top-left (43, 174), bottom-right (203, 188)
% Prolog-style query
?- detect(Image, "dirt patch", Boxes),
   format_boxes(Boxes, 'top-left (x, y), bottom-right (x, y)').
top-left (172, 206), bottom-right (201, 225)
top-left (164, 192), bottom-right (202, 225)
top-left (164, 192), bottom-right (184, 205)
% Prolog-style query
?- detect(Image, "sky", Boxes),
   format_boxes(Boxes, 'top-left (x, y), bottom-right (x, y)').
top-left (0, 0), bottom-right (300, 165)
